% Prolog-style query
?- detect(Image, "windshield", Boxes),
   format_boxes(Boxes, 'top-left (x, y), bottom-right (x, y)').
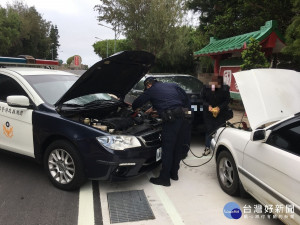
top-left (24, 75), bottom-right (114, 105)
top-left (136, 75), bottom-right (203, 93)
top-left (65, 93), bottom-right (115, 106)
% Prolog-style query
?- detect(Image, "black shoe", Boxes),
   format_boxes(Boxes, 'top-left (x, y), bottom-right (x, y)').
top-left (149, 177), bottom-right (170, 186)
top-left (203, 147), bottom-right (211, 156)
top-left (170, 174), bottom-right (178, 181)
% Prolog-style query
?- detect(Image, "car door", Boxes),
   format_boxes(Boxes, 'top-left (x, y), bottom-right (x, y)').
top-left (241, 120), bottom-right (300, 218)
top-left (0, 74), bottom-right (34, 157)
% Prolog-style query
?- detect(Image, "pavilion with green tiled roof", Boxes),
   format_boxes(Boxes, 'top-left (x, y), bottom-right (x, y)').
top-left (194, 20), bottom-right (285, 74)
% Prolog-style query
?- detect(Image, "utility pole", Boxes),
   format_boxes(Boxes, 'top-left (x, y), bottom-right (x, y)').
top-left (98, 23), bottom-right (117, 53)
top-left (95, 37), bottom-right (108, 58)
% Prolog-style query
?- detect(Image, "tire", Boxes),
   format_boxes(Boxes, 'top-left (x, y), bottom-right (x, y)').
top-left (44, 140), bottom-right (86, 191)
top-left (216, 150), bottom-right (240, 196)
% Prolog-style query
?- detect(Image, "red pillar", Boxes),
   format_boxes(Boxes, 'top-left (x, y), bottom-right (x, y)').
top-left (212, 55), bottom-right (221, 75)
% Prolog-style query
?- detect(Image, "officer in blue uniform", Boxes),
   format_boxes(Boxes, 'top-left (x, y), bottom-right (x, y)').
top-left (132, 77), bottom-right (190, 186)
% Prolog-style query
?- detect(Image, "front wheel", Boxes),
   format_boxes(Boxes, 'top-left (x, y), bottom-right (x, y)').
top-left (216, 150), bottom-right (240, 196)
top-left (44, 140), bottom-right (86, 191)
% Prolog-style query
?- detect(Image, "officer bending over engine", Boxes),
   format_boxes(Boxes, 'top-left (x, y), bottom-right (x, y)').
top-left (132, 77), bottom-right (190, 186)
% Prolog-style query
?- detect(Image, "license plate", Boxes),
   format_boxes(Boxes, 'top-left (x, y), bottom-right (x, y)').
top-left (156, 147), bottom-right (162, 161)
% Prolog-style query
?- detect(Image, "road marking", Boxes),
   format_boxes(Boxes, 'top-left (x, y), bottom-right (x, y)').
top-left (78, 181), bottom-right (94, 225)
top-left (148, 173), bottom-right (185, 225)
top-left (92, 181), bottom-right (103, 225)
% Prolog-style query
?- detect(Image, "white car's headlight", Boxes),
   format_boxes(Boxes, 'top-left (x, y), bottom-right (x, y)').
top-left (96, 135), bottom-right (141, 151)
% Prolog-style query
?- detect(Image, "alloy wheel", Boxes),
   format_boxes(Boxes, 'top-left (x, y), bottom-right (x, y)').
top-left (218, 157), bottom-right (234, 188)
top-left (48, 149), bottom-right (75, 184)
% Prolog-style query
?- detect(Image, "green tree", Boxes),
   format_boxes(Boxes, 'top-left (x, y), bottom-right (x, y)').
top-left (240, 37), bottom-right (269, 70)
top-left (47, 25), bottom-right (60, 60)
top-left (284, 0), bottom-right (300, 55)
top-left (7, 2), bottom-right (51, 58)
top-left (67, 56), bottom-right (75, 65)
top-left (189, 27), bottom-right (214, 74)
top-left (188, 0), bottom-right (294, 39)
top-left (93, 39), bottom-right (132, 58)
top-left (0, 2), bottom-right (59, 59)
top-left (279, 0), bottom-right (300, 71)
top-left (94, 0), bottom-right (191, 72)
top-left (0, 6), bottom-right (20, 55)
top-left (187, 0), bottom-right (222, 33)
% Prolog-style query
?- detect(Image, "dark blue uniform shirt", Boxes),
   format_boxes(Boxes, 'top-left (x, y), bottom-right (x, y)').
top-left (132, 82), bottom-right (190, 115)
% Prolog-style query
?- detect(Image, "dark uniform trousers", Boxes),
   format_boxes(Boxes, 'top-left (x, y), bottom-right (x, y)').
top-left (160, 118), bottom-right (185, 179)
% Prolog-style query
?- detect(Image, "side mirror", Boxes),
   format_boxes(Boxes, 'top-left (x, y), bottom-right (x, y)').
top-left (251, 129), bottom-right (266, 142)
top-left (250, 129), bottom-right (271, 142)
top-left (132, 90), bottom-right (143, 94)
top-left (7, 95), bottom-right (30, 108)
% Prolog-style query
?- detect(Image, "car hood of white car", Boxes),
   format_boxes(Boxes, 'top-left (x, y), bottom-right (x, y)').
top-left (233, 69), bottom-right (300, 130)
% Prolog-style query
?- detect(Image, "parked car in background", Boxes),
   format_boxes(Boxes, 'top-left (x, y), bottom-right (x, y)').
top-left (125, 74), bottom-right (204, 129)
top-left (0, 51), bottom-right (163, 191)
top-left (211, 69), bottom-right (300, 225)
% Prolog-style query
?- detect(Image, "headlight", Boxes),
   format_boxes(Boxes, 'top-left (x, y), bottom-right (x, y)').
top-left (96, 135), bottom-right (141, 151)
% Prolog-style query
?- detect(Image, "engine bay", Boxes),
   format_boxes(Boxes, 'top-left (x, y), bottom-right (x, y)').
top-left (67, 104), bottom-right (162, 135)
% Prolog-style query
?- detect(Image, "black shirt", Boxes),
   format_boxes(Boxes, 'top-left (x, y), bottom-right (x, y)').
top-left (203, 85), bottom-right (230, 120)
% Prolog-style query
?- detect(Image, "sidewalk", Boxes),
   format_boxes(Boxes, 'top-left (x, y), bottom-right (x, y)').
top-left (97, 137), bottom-right (283, 225)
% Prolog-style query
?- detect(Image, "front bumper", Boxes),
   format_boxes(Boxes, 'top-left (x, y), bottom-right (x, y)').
top-left (78, 135), bottom-right (162, 181)
top-left (75, 128), bottom-right (162, 181)
top-left (96, 158), bottom-right (161, 181)
top-left (210, 137), bottom-right (217, 152)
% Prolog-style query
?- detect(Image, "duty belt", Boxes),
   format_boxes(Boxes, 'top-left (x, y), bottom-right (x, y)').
top-left (161, 107), bottom-right (186, 122)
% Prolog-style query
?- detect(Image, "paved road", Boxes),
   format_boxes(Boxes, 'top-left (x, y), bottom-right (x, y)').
top-left (0, 151), bottom-right (78, 225)
top-left (0, 133), bottom-right (284, 225)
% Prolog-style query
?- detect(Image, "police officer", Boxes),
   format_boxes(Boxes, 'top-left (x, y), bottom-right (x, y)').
top-left (132, 77), bottom-right (190, 186)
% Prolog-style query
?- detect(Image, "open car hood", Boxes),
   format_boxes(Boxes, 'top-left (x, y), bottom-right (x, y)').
top-left (233, 69), bottom-right (300, 129)
top-left (55, 51), bottom-right (155, 107)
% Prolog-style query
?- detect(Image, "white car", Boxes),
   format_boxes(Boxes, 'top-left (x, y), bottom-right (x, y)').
top-left (211, 69), bottom-right (300, 224)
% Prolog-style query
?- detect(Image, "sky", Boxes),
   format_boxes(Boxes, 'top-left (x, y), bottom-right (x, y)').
top-left (1, 0), bottom-right (199, 67)
top-left (1, 0), bottom-right (117, 67)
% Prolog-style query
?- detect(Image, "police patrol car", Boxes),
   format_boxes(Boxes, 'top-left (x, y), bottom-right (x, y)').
top-left (0, 51), bottom-right (162, 190)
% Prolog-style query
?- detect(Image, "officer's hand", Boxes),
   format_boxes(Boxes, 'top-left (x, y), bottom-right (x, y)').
top-left (208, 105), bottom-right (213, 111)
top-left (145, 107), bottom-right (154, 114)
